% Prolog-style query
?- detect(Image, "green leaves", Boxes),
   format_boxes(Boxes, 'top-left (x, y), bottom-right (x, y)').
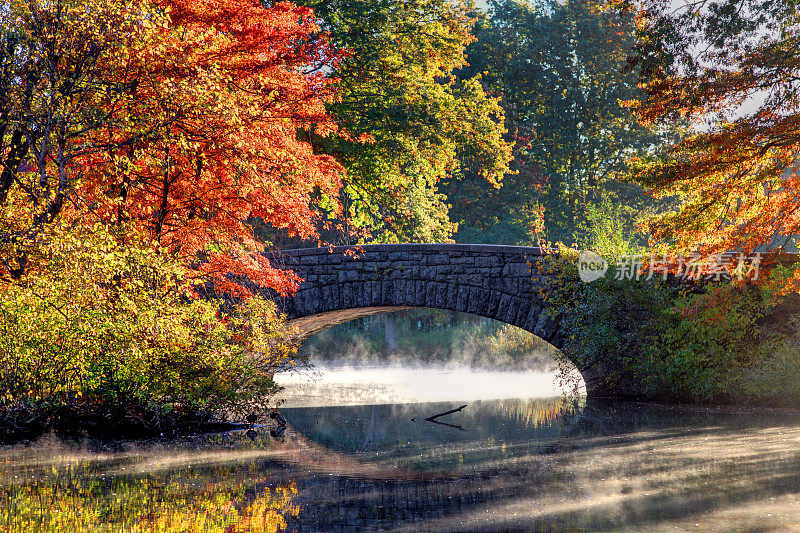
top-left (296, 0), bottom-right (512, 243)
top-left (446, 0), bottom-right (678, 246)
top-left (0, 223), bottom-right (297, 426)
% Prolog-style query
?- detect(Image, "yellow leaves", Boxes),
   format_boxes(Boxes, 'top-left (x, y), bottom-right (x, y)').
top-left (0, 221), bottom-right (295, 414)
top-left (5, 470), bottom-right (299, 533)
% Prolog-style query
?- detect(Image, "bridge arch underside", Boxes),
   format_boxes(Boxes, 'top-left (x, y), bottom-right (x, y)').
top-left (282, 283), bottom-right (561, 349)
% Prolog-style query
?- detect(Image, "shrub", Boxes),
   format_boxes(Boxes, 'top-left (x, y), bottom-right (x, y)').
top-left (554, 244), bottom-right (791, 403)
top-left (0, 223), bottom-right (296, 437)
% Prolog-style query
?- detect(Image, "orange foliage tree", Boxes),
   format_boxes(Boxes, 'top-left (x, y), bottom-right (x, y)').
top-left (621, 0), bottom-right (800, 286)
top-left (1, 0), bottom-right (343, 297)
top-left (0, 0), bottom-right (346, 424)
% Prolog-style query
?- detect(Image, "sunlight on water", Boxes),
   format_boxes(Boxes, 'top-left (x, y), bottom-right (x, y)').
top-left (273, 364), bottom-right (579, 407)
top-left (6, 402), bottom-right (800, 531)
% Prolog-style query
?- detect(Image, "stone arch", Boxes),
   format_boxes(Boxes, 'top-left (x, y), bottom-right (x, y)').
top-left (264, 244), bottom-right (562, 347)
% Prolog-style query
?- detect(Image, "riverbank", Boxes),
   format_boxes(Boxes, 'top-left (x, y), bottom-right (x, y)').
top-left (0, 401), bottom-right (254, 444)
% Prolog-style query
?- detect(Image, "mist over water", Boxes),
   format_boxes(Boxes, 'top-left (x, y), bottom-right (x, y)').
top-left (273, 362), bottom-right (581, 407)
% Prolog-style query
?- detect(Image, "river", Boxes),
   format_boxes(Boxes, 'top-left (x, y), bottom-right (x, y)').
top-left (4, 364), bottom-right (800, 531)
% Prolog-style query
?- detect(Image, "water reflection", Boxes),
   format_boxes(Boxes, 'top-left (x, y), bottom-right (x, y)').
top-left (282, 397), bottom-right (582, 471)
top-left (4, 399), bottom-right (800, 531)
top-left (0, 434), bottom-right (300, 532)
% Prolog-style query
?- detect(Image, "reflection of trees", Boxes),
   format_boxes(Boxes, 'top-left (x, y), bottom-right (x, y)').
top-left (1, 461), bottom-right (298, 532)
top-left (496, 397), bottom-right (585, 430)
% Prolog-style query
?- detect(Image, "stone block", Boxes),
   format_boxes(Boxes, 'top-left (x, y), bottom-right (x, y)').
top-left (533, 312), bottom-right (559, 342)
top-left (341, 283), bottom-right (353, 309)
top-left (496, 294), bottom-right (513, 323)
top-left (381, 281), bottom-right (392, 305)
top-left (387, 252), bottom-right (409, 262)
top-left (446, 283), bottom-right (459, 310)
top-left (414, 280), bottom-right (427, 306)
top-left (467, 286), bottom-right (489, 316)
top-left (370, 281), bottom-right (382, 306)
top-left (329, 283), bottom-right (340, 309)
top-left (485, 290), bottom-right (502, 317)
top-left (457, 274), bottom-right (484, 287)
top-left (522, 306), bottom-right (541, 333)
top-left (438, 265), bottom-right (466, 276)
top-left (456, 285), bottom-right (470, 312)
top-left (319, 254), bottom-right (343, 265)
top-left (395, 279), bottom-right (407, 306)
top-left (513, 300), bottom-right (531, 327)
top-left (433, 282), bottom-right (449, 309)
top-left (421, 253), bottom-right (449, 265)
top-left (502, 262), bottom-right (531, 277)
top-left (503, 277), bottom-right (519, 294)
top-left (425, 282), bottom-right (438, 308)
top-left (321, 285), bottom-right (333, 312)
top-left (449, 256), bottom-right (475, 266)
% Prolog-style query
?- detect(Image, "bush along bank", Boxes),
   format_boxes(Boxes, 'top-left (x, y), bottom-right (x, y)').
top-left (0, 225), bottom-right (299, 443)
top-left (544, 248), bottom-right (800, 406)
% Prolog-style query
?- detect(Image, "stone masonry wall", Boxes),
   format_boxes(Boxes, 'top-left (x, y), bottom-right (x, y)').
top-left (263, 244), bottom-right (562, 347)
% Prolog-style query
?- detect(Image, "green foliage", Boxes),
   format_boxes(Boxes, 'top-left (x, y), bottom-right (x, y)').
top-left (555, 259), bottom-right (777, 402)
top-left (736, 317), bottom-right (800, 403)
top-left (0, 223), bottom-right (296, 433)
top-left (574, 198), bottom-right (646, 260)
top-left (637, 284), bottom-right (766, 400)
top-left (447, 0), bottom-right (679, 246)
top-left (296, 0), bottom-right (513, 243)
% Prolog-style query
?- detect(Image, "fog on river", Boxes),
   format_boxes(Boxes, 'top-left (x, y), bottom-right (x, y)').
top-left (279, 309), bottom-right (581, 407)
top-left (273, 363), bottom-right (580, 407)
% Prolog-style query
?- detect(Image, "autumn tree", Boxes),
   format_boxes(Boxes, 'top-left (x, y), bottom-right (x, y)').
top-left (1, 0), bottom-right (343, 296)
top-left (289, 0), bottom-right (513, 244)
top-left (624, 0), bottom-right (800, 284)
top-left (0, 0), bottom-right (344, 430)
top-left (445, 0), bottom-right (676, 245)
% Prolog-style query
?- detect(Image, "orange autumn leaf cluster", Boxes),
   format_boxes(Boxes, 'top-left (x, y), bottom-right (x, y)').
top-left (2, 0), bottom-right (344, 297)
top-left (624, 0), bottom-right (800, 291)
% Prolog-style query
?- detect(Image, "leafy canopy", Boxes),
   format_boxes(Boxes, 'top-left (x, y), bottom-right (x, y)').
top-left (294, 0), bottom-right (513, 243)
top-left (0, 0), bottom-right (343, 296)
top-left (624, 0), bottom-right (800, 287)
top-left (0, 0), bottom-right (342, 425)
top-left (447, 0), bottom-right (677, 245)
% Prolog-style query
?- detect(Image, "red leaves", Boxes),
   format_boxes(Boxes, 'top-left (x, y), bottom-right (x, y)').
top-left (73, 0), bottom-right (343, 297)
top-left (627, 2), bottom-right (800, 284)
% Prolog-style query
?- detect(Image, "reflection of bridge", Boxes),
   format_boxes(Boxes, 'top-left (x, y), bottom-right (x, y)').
top-left (262, 244), bottom-right (625, 393)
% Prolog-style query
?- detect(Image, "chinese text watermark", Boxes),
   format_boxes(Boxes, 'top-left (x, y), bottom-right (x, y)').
top-left (578, 251), bottom-right (763, 283)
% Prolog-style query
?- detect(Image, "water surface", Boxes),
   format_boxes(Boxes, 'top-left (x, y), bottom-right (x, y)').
top-left (4, 366), bottom-right (800, 532)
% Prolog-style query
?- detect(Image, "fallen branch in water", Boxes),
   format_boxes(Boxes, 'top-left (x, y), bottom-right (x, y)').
top-left (425, 404), bottom-right (467, 422)
top-left (426, 418), bottom-right (466, 431)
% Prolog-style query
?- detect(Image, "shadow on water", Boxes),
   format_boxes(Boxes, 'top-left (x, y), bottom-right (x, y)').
top-left (5, 398), bottom-right (800, 531)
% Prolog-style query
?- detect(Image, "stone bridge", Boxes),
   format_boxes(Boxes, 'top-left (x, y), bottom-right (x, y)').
top-left (260, 244), bottom-right (622, 392)
top-left (266, 243), bottom-right (558, 342)
top-left (256, 243), bottom-right (799, 401)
